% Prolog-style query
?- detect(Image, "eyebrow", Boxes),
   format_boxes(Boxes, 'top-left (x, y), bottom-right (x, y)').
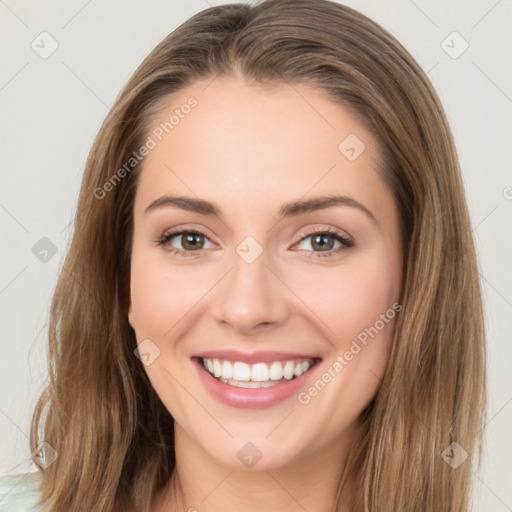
top-left (144, 194), bottom-right (377, 224)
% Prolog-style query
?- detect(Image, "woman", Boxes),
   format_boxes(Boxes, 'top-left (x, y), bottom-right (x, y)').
top-left (1, 0), bottom-right (486, 510)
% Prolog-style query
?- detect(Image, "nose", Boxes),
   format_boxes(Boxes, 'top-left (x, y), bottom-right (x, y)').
top-left (211, 247), bottom-right (290, 336)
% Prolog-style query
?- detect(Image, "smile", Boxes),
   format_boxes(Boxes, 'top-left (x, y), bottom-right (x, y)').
top-left (201, 357), bottom-right (316, 388)
top-left (192, 350), bottom-right (322, 408)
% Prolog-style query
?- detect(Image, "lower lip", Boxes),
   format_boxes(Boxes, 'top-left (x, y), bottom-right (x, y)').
top-left (193, 358), bottom-right (321, 409)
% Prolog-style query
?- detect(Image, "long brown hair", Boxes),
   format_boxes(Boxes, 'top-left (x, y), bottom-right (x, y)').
top-left (30, 0), bottom-right (486, 510)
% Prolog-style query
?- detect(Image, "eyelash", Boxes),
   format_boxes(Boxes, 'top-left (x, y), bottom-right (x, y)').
top-left (154, 226), bottom-right (354, 259)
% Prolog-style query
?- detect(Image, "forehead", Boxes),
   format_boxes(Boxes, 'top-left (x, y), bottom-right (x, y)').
top-left (134, 75), bottom-right (390, 221)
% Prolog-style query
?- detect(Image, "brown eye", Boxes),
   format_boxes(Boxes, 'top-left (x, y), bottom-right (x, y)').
top-left (175, 232), bottom-right (206, 251)
top-left (156, 229), bottom-right (215, 257)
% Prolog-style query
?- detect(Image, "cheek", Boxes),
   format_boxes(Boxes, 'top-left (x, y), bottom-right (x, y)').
top-left (128, 249), bottom-right (208, 421)
top-left (291, 257), bottom-right (400, 352)
top-left (293, 263), bottom-right (399, 428)
top-left (129, 248), bottom-right (211, 340)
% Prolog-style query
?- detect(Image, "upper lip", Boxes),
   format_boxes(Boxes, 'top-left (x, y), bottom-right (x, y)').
top-left (192, 350), bottom-right (321, 364)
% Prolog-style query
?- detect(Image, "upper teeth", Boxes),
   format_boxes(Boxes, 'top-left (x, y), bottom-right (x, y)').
top-left (202, 358), bottom-right (314, 382)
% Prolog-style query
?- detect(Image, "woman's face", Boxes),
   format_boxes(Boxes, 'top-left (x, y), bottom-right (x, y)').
top-left (128, 74), bottom-right (403, 471)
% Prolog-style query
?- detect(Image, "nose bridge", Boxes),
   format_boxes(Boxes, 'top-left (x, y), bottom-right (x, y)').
top-left (212, 237), bottom-right (288, 332)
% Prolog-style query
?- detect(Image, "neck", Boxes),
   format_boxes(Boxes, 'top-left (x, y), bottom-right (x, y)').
top-left (153, 422), bottom-right (357, 512)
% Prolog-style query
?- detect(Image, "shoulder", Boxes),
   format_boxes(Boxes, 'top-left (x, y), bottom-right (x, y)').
top-left (0, 472), bottom-right (43, 512)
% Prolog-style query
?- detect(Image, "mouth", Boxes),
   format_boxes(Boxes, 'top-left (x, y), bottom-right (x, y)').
top-left (193, 355), bottom-right (322, 388)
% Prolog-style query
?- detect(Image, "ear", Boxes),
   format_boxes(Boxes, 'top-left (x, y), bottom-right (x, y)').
top-left (127, 289), bottom-right (135, 329)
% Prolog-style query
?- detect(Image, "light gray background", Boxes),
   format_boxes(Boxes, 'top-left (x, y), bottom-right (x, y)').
top-left (1, 0), bottom-right (511, 510)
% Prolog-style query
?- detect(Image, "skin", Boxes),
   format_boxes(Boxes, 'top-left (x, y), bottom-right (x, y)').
top-left (127, 71), bottom-right (403, 512)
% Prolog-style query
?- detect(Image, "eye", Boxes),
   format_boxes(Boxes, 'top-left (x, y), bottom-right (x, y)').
top-left (154, 226), bottom-right (353, 259)
top-left (293, 227), bottom-right (353, 259)
top-left (154, 229), bottom-right (216, 258)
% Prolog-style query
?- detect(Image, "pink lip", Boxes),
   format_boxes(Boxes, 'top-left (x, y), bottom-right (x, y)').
top-left (192, 356), bottom-right (322, 409)
top-left (192, 350), bottom-right (319, 364)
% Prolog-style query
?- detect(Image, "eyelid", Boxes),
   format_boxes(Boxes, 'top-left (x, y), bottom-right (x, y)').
top-left (159, 224), bottom-right (220, 245)
top-left (294, 225), bottom-right (353, 246)
top-left (155, 226), bottom-right (218, 256)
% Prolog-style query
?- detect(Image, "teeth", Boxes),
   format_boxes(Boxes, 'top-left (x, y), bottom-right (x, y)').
top-left (222, 360), bottom-right (233, 379)
top-left (213, 359), bottom-right (222, 378)
top-left (233, 362), bottom-right (251, 381)
top-left (251, 363), bottom-right (269, 382)
top-left (269, 361), bottom-right (283, 380)
top-left (201, 357), bottom-right (315, 385)
top-left (283, 360), bottom-right (295, 379)
top-left (219, 377), bottom-right (287, 388)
